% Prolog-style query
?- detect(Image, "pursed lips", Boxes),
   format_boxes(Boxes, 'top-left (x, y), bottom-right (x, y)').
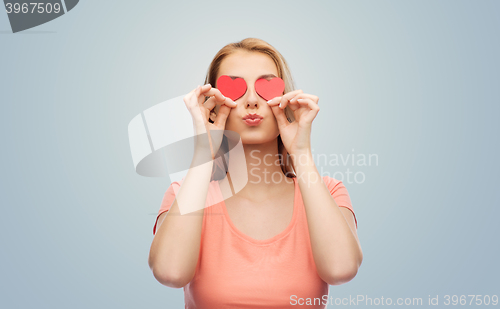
top-left (242, 114), bottom-right (263, 120)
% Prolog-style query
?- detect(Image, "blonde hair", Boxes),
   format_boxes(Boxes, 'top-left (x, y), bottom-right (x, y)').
top-left (204, 38), bottom-right (297, 180)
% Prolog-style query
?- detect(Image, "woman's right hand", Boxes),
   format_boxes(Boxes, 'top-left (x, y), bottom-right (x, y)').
top-left (183, 84), bottom-right (236, 160)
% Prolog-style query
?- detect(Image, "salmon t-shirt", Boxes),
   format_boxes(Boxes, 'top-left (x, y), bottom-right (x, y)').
top-left (153, 176), bottom-right (357, 309)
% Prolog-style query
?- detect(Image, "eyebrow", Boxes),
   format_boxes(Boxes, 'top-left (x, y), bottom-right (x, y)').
top-left (228, 74), bottom-right (277, 80)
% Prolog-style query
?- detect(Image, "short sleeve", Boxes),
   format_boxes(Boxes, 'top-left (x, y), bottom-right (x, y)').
top-left (152, 181), bottom-right (181, 235)
top-left (323, 176), bottom-right (357, 229)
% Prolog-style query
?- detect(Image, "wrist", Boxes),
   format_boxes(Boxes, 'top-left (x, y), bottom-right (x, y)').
top-left (290, 150), bottom-right (314, 168)
top-left (291, 151), bottom-right (321, 185)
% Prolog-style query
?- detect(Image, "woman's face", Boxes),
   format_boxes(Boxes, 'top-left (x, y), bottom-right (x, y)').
top-left (216, 50), bottom-right (281, 145)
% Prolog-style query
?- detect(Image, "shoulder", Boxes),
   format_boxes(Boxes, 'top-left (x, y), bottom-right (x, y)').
top-left (322, 175), bottom-right (345, 190)
top-left (166, 178), bottom-right (220, 196)
top-left (321, 176), bottom-right (357, 229)
top-left (321, 175), bottom-right (353, 206)
top-left (173, 177), bottom-right (220, 187)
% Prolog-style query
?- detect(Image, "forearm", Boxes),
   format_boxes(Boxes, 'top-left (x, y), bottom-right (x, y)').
top-left (149, 150), bottom-right (213, 287)
top-left (293, 150), bottom-right (362, 284)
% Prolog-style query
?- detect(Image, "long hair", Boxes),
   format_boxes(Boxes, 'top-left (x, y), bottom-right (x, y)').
top-left (204, 38), bottom-right (297, 180)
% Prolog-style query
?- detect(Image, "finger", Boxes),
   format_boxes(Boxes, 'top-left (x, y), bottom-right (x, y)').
top-left (269, 104), bottom-right (290, 128)
top-left (184, 85), bottom-right (202, 110)
top-left (200, 85), bottom-right (223, 100)
top-left (203, 90), bottom-right (237, 109)
top-left (204, 95), bottom-right (236, 111)
top-left (213, 105), bottom-right (231, 128)
top-left (279, 89), bottom-right (303, 109)
top-left (196, 84), bottom-right (205, 92)
top-left (278, 97), bottom-right (290, 110)
top-left (193, 85), bottom-right (204, 103)
top-left (266, 96), bottom-right (282, 106)
top-left (201, 87), bottom-right (232, 104)
top-left (196, 84), bottom-right (217, 106)
top-left (288, 94), bottom-right (319, 112)
top-left (284, 98), bottom-right (301, 111)
top-left (197, 84), bottom-right (214, 105)
top-left (190, 84), bottom-right (202, 95)
top-left (267, 95), bottom-right (299, 111)
top-left (289, 93), bottom-right (319, 105)
top-left (266, 90), bottom-right (303, 108)
top-left (296, 98), bottom-right (320, 111)
top-left (286, 98), bottom-right (314, 114)
top-left (295, 98), bottom-right (320, 122)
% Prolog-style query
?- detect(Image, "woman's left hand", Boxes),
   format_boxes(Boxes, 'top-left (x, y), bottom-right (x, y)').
top-left (267, 90), bottom-right (320, 157)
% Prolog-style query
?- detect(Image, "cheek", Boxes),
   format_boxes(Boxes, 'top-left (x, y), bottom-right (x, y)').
top-left (270, 118), bottom-right (280, 132)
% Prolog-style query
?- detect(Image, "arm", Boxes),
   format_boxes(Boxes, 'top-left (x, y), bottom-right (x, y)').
top-left (148, 153), bottom-right (213, 288)
top-left (293, 151), bottom-right (363, 286)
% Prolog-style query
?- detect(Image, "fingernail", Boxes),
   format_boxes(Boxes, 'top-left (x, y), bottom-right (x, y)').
top-left (267, 99), bottom-right (272, 104)
top-left (279, 102), bottom-right (282, 108)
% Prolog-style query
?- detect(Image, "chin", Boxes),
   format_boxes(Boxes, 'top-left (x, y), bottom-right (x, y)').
top-left (225, 119), bottom-right (279, 144)
top-left (236, 131), bottom-right (279, 145)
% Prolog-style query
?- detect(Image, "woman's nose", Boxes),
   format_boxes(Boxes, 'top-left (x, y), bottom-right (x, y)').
top-left (245, 86), bottom-right (259, 108)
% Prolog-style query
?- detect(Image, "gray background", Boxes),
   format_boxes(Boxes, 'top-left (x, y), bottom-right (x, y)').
top-left (1, 0), bottom-right (499, 308)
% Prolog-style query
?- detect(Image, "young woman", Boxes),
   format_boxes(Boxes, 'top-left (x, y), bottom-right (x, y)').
top-left (148, 38), bottom-right (363, 308)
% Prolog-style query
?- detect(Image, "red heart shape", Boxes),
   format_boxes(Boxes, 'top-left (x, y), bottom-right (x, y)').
top-left (216, 75), bottom-right (247, 101)
top-left (255, 77), bottom-right (285, 101)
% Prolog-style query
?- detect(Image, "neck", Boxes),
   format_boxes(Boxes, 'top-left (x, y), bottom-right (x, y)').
top-left (228, 138), bottom-right (294, 198)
